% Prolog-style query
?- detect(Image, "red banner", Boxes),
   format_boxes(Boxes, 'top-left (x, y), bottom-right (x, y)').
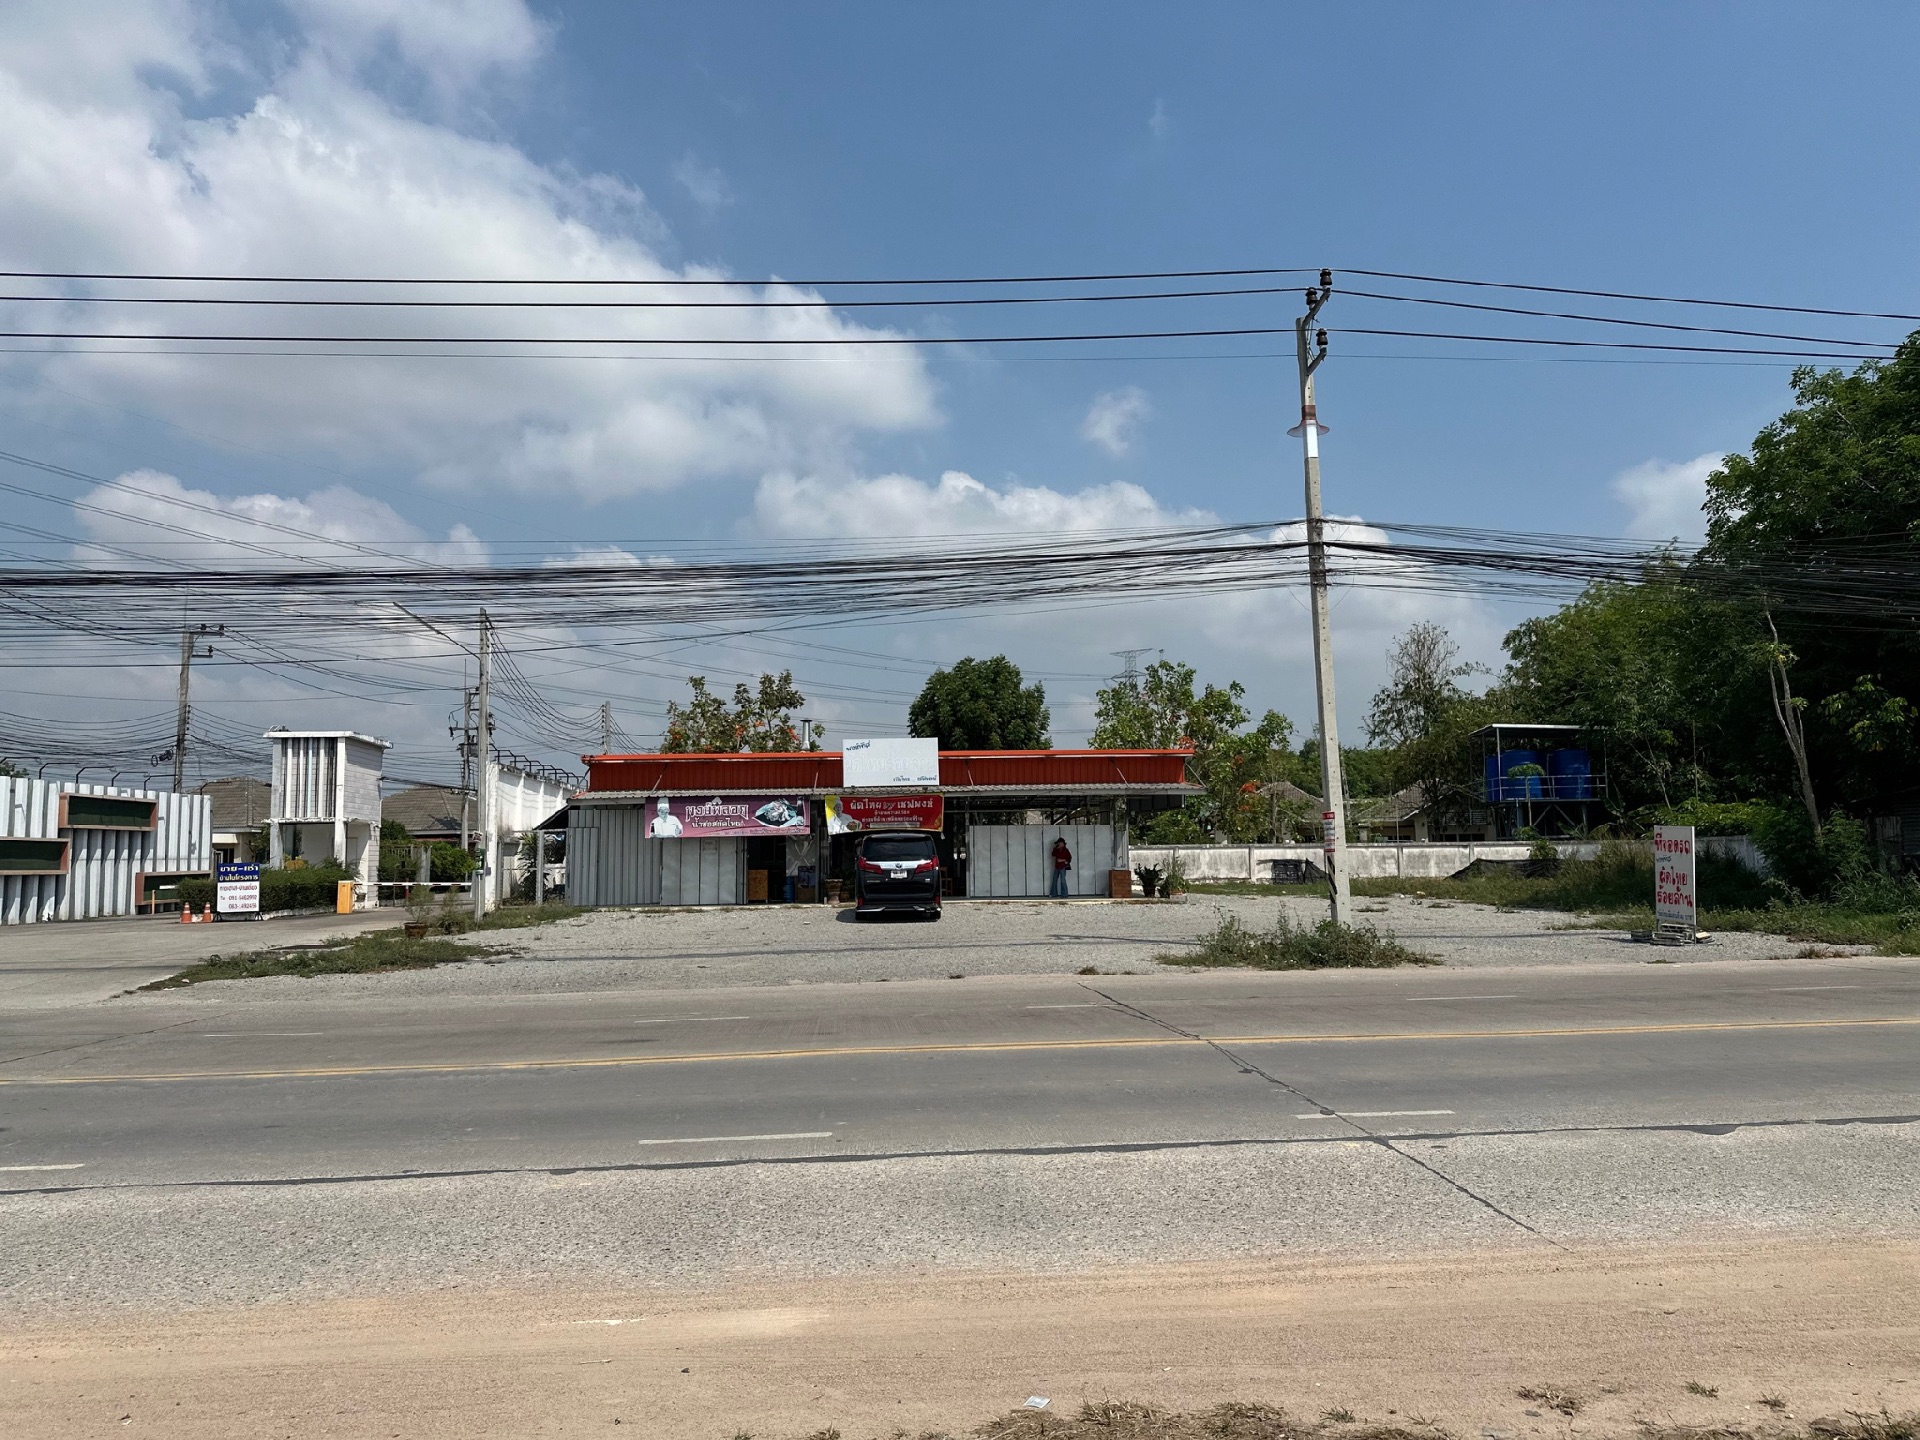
top-left (825, 793), bottom-right (943, 833)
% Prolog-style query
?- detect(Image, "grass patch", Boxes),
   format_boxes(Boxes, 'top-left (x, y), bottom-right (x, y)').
top-left (144, 929), bottom-right (493, 988)
top-left (1185, 881), bottom-right (1330, 898)
top-left (470, 901), bottom-right (584, 932)
top-left (142, 901), bottom-right (583, 989)
top-left (1196, 843), bottom-right (1920, 956)
top-left (1159, 910), bottom-right (1437, 970)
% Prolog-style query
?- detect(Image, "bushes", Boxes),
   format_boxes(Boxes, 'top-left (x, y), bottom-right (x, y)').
top-left (1160, 909), bottom-right (1436, 970)
top-left (175, 864), bottom-right (353, 914)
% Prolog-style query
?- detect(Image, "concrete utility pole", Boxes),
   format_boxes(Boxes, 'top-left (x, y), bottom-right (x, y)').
top-left (456, 686), bottom-right (475, 852)
top-left (1290, 269), bottom-right (1353, 926)
top-left (171, 624), bottom-right (222, 793)
top-left (599, 700), bottom-right (614, 754)
top-left (473, 612), bottom-right (493, 920)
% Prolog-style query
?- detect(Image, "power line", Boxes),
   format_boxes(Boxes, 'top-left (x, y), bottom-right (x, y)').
top-left (0, 284), bottom-right (1305, 310)
top-left (0, 266), bottom-right (1318, 287)
top-left (1348, 268), bottom-right (1920, 323)
top-left (0, 327), bottom-right (1896, 359)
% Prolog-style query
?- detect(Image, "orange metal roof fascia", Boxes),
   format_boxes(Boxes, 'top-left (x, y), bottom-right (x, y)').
top-left (580, 748), bottom-right (1195, 795)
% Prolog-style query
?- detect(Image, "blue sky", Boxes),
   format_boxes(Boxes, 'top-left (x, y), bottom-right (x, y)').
top-left (2, 1), bottom-right (1917, 780)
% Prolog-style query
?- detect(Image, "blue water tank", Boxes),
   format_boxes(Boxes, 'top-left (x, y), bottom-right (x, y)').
top-left (1548, 747), bottom-right (1592, 800)
top-left (1483, 753), bottom-right (1501, 802)
top-left (1499, 750), bottom-right (1542, 800)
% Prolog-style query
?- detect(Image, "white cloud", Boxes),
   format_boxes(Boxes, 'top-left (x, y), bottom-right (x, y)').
top-left (1148, 98), bottom-right (1170, 141)
top-left (753, 468), bottom-right (1206, 538)
top-left (671, 153), bottom-right (734, 211)
top-left (1611, 452), bottom-right (1721, 544)
top-left (72, 468), bottom-right (487, 568)
top-left (1079, 386), bottom-right (1152, 457)
top-left (290, 0), bottom-right (549, 92)
top-left (0, 0), bottom-right (937, 501)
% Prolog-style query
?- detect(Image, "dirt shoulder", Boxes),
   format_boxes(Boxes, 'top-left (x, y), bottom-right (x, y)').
top-left (4, 1240), bottom-right (1913, 1440)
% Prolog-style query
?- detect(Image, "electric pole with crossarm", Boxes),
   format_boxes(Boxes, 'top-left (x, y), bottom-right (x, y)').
top-left (1289, 269), bottom-right (1353, 926)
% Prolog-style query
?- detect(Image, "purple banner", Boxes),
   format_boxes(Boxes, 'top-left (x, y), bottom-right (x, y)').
top-left (644, 795), bottom-right (810, 838)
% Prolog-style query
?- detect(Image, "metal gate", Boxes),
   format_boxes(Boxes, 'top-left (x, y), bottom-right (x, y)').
top-left (964, 824), bottom-right (1125, 898)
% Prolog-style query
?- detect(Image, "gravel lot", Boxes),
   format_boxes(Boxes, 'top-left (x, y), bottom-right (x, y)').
top-left (156, 892), bottom-right (1857, 1004)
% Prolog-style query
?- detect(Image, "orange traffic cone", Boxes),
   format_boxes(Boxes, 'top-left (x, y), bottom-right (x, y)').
top-left (178, 904), bottom-right (192, 924)
top-left (199, 905), bottom-right (214, 923)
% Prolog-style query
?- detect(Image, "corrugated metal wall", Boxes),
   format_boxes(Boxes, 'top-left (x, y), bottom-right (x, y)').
top-left (343, 740), bottom-right (385, 823)
top-left (568, 807), bottom-right (746, 906)
top-left (275, 736), bottom-right (339, 820)
top-left (2, 779), bottom-right (211, 925)
top-left (966, 824), bottom-right (1125, 897)
top-left (660, 838), bottom-right (744, 905)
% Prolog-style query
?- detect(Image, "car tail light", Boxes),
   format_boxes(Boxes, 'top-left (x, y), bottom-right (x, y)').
top-left (911, 858), bottom-right (938, 872)
top-left (856, 856), bottom-right (884, 873)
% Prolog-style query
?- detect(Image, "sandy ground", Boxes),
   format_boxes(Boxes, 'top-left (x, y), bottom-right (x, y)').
top-left (3, 1240), bottom-right (1912, 1439)
top-left (137, 894), bottom-right (1856, 1005)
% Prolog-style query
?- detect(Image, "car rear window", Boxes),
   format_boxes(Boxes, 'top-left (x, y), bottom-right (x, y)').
top-left (860, 834), bottom-right (937, 861)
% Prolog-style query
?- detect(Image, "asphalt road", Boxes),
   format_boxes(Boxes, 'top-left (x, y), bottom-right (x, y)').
top-left (1, 949), bottom-right (1916, 1312)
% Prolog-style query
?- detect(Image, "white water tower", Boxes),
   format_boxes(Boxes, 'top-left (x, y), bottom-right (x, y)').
top-left (265, 729), bottom-right (390, 888)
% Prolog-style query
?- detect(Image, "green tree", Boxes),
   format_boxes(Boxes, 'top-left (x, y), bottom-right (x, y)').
top-left (908, 655), bottom-right (1050, 749)
top-left (377, 818), bottom-right (414, 883)
top-left (662, 671), bottom-right (824, 753)
top-left (1500, 571), bottom-right (1789, 818)
top-left (1704, 335), bottom-right (1920, 814)
top-left (1364, 622), bottom-right (1489, 826)
top-left (1092, 659), bottom-right (1300, 841)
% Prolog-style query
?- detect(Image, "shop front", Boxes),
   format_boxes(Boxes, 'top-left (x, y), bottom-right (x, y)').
top-left (566, 745), bottom-right (1195, 907)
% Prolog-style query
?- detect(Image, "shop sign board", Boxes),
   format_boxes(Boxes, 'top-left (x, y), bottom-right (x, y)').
top-left (216, 862), bottom-right (261, 914)
top-left (1653, 825), bottom-right (1696, 935)
top-left (824, 793), bottom-right (945, 834)
top-left (843, 736), bottom-right (940, 790)
top-left (644, 795), bottom-right (810, 839)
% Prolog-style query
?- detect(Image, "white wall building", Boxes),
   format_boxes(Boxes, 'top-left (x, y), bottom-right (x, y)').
top-left (482, 761), bottom-right (570, 906)
top-left (266, 729), bottom-right (390, 892)
top-left (1, 777), bottom-right (211, 925)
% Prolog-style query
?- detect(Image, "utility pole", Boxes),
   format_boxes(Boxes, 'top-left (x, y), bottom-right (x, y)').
top-left (456, 686), bottom-right (476, 852)
top-left (599, 700), bottom-right (614, 754)
top-left (1290, 268), bottom-right (1352, 926)
top-left (473, 613), bottom-right (493, 920)
top-left (171, 624), bottom-right (222, 793)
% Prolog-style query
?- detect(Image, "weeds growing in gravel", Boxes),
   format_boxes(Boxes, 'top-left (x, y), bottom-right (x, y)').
top-left (142, 902), bottom-right (584, 989)
top-left (1517, 1386), bottom-right (1584, 1416)
top-left (1159, 910), bottom-right (1437, 971)
top-left (143, 930), bottom-right (495, 988)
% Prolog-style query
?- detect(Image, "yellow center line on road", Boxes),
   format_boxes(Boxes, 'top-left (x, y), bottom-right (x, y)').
top-left (1, 1015), bottom-right (1916, 1087)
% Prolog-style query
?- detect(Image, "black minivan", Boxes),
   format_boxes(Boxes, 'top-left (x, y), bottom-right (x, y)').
top-left (852, 831), bottom-right (942, 920)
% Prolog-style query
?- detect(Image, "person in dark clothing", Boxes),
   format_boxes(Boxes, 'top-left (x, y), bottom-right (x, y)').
top-left (1049, 835), bottom-right (1072, 898)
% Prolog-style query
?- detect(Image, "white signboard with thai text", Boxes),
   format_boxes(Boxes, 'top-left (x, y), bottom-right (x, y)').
top-left (1653, 825), bottom-right (1696, 936)
top-left (843, 737), bottom-right (940, 790)
top-left (216, 862), bottom-right (261, 914)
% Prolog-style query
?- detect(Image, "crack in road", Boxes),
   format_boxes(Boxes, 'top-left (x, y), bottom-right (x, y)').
top-left (1078, 980), bottom-right (1564, 1247)
top-left (4, 1113), bottom-right (1912, 1198)
top-left (0, 1016), bottom-right (210, 1071)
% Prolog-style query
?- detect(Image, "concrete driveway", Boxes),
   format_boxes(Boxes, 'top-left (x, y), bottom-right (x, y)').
top-left (0, 909), bottom-right (403, 1008)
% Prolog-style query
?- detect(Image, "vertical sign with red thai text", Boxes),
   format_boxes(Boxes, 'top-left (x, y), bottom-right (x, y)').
top-left (1653, 825), bottom-right (1696, 935)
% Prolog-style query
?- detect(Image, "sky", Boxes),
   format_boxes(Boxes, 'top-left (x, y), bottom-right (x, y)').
top-left (3, 0), bottom-right (1918, 786)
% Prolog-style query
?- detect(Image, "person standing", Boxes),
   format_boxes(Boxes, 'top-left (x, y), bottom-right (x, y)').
top-left (1049, 835), bottom-right (1072, 898)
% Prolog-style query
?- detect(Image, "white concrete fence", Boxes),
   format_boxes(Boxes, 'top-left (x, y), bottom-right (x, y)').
top-left (1130, 835), bottom-right (1768, 884)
